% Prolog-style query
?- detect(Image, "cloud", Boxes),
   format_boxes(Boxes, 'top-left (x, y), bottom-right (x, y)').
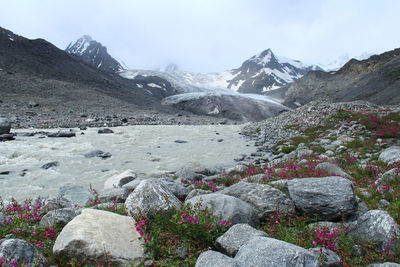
top-left (0, 0), bottom-right (399, 72)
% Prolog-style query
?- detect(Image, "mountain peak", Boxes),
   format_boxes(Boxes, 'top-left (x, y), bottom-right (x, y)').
top-left (66, 35), bottom-right (124, 73)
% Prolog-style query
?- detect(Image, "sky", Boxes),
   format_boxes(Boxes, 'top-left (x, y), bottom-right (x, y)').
top-left (0, 0), bottom-right (399, 72)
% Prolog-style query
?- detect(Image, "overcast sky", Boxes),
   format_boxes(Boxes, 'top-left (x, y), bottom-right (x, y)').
top-left (0, 0), bottom-right (399, 72)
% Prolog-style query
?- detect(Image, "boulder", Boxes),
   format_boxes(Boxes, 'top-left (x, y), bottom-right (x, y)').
top-left (98, 128), bottom-right (114, 134)
top-left (103, 170), bottom-right (137, 189)
top-left (53, 209), bottom-right (144, 266)
top-left (308, 247), bottom-right (342, 266)
top-left (316, 162), bottom-right (352, 178)
top-left (122, 178), bottom-right (146, 191)
top-left (380, 168), bottom-right (400, 183)
top-left (348, 210), bottom-right (400, 250)
top-left (219, 182), bottom-right (295, 220)
top-left (98, 187), bottom-right (130, 203)
top-left (125, 179), bottom-right (181, 218)
top-left (0, 117), bottom-right (11, 135)
top-left (39, 208), bottom-right (78, 228)
top-left (48, 130), bottom-right (76, 138)
top-left (40, 196), bottom-right (73, 215)
top-left (59, 185), bottom-right (93, 207)
top-left (175, 162), bottom-right (210, 182)
top-left (216, 223), bottom-right (268, 257)
top-left (285, 176), bottom-right (358, 221)
top-left (379, 146), bottom-right (400, 165)
top-left (368, 263), bottom-right (400, 267)
top-left (184, 189), bottom-right (211, 201)
top-left (185, 193), bottom-right (259, 227)
top-left (234, 236), bottom-right (318, 266)
top-left (195, 250), bottom-right (235, 267)
top-left (0, 239), bottom-right (46, 266)
top-left (160, 179), bottom-right (190, 200)
top-left (84, 150), bottom-right (112, 159)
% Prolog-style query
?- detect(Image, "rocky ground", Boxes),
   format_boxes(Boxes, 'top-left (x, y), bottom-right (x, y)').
top-left (1, 100), bottom-right (400, 266)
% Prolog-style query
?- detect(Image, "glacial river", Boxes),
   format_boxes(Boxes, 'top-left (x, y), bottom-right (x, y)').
top-left (0, 125), bottom-right (256, 201)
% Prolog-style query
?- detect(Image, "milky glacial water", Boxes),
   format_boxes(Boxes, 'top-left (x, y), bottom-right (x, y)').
top-left (0, 125), bottom-right (256, 201)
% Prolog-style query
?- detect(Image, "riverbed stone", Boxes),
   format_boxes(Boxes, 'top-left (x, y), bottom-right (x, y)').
top-left (234, 236), bottom-right (318, 266)
top-left (0, 117), bottom-right (11, 134)
top-left (84, 150), bottom-right (112, 159)
top-left (185, 193), bottom-right (259, 227)
top-left (98, 128), bottom-right (114, 134)
top-left (48, 130), bottom-right (76, 138)
top-left (379, 146), bottom-right (400, 165)
top-left (160, 179), bottom-right (190, 200)
top-left (59, 185), bottom-right (93, 207)
top-left (53, 209), bottom-right (144, 266)
top-left (195, 250), bottom-right (235, 267)
top-left (0, 238), bottom-right (46, 266)
top-left (215, 223), bottom-right (268, 257)
top-left (285, 176), bottom-right (358, 221)
top-left (39, 208), bottom-right (78, 228)
top-left (184, 189), bottom-right (211, 201)
top-left (41, 161), bottom-right (59, 170)
top-left (103, 170), bottom-right (137, 189)
top-left (98, 187), bottom-right (130, 203)
top-left (175, 162), bottom-right (209, 182)
top-left (219, 182), bottom-right (295, 220)
top-left (125, 179), bottom-right (181, 218)
top-left (348, 210), bottom-right (400, 250)
top-left (368, 263), bottom-right (400, 267)
top-left (40, 196), bottom-right (73, 215)
top-left (308, 247), bottom-right (342, 266)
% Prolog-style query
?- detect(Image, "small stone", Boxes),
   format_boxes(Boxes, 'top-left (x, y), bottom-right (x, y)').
top-left (84, 150), bottom-right (112, 159)
top-left (98, 128), bottom-right (114, 134)
top-left (48, 130), bottom-right (75, 138)
top-left (174, 140), bottom-right (188, 143)
top-left (41, 161), bottom-right (59, 169)
top-left (378, 199), bottom-right (390, 209)
top-left (351, 244), bottom-right (366, 258)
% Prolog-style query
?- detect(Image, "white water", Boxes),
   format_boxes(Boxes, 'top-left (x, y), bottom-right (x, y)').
top-left (0, 125), bottom-right (256, 201)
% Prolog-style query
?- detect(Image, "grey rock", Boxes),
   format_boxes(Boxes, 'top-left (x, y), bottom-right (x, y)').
top-left (175, 162), bottom-right (209, 182)
top-left (378, 199), bottom-right (390, 209)
top-left (379, 146), bottom-right (400, 165)
top-left (99, 187), bottom-right (130, 203)
top-left (381, 168), bottom-right (400, 183)
top-left (125, 179), bottom-right (181, 218)
top-left (98, 128), bottom-right (114, 134)
top-left (59, 185), bottom-right (93, 207)
top-left (0, 238), bottom-right (46, 266)
top-left (184, 189), bottom-right (211, 201)
top-left (195, 250), bottom-right (235, 267)
top-left (48, 130), bottom-right (76, 138)
top-left (234, 236), bottom-right (318, 266)
top-left (216, 223), bottom-right (268, 257)
top-left (122, 178), bottom-right (146, 191)
top-left (246, 174), bottom-right (266, 183)
top-left (160, 179), bottom-right (190, 200)
top-left (84, 150), bottom-right (112, 159)
top-left (53, 209), bottom-right (144, 266)
top-left (348, 210), bottom-right (400, 250)
top-left (0, 212), bottom-right (4, 228)
top-left (0, 133), bottom-right (14, 141)
top-left (41, 161), bottom-right (59, 169)
top-left (308, 247), bottom-right (342, 267)
top-left (40, 197), bottom-right (73, 215)
top-left (185, 193), bottom-right (259, 227)
top-left (285, 176), bottom-right (358, 221)
top-left (174, 139), bottom-right (188, 143)
top-left (103, 170), bottom-right (137, 189)
top-left (368, 263), bottom-right (400, 267)
top-left (351, 244), bottom-right (366, 258)
top-left (0, 117), bottom-right (11, 134)
top-left (316, 162), bottom-right (351, 178)
top-left (39, 208), bottom-right (78, 228)
top-left (219, 182), bottom-right (295, 220)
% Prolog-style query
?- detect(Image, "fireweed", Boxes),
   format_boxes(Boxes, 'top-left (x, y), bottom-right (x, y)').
top-left (133, 202), bottom-right (231, 266)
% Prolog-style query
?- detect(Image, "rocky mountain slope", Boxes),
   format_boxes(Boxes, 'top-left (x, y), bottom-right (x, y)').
top-left (66, 35), bottom-right (124, 73)
top-left (0, 26), bottom-right (183, 126)
top-left (226, 49), bottom-right (322, 94)
top-left (284, 48), bottom-right (400, 106)
top-left (120, 49), bottom-right (320, 96)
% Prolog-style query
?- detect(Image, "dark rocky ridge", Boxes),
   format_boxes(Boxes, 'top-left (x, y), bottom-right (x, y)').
top-left (65, 35), bottom-right (123, 73)
top-left (284, 48), bottom-right (400, 106)
top-left (0, 26), bottom-right (194, 127)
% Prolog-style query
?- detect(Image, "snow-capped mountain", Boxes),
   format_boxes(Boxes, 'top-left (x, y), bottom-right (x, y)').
top-left (66, 35), bottom-right (124, 73)
top-left (226, 49), bottom-right (322, 94)
top-left (120, 49), bottom-right (320, 97)
top-left (319, 52), bottom-right (375, 71)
